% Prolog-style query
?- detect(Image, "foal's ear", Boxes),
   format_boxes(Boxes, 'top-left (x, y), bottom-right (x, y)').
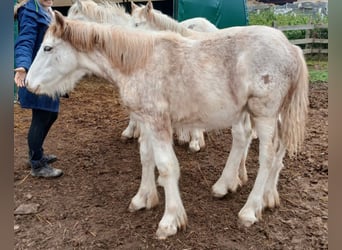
top-left (75, 0), bottom-right (82, 8)
top-left (130, 1), bottom-right (138, 11)
top-left (146, 0), bottom-right (154, 13)
top-left (54, 10), bottom-right (65, 29)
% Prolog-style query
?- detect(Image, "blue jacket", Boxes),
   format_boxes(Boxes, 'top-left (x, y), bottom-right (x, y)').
top-left (15, 0), bottom-right (59, 112)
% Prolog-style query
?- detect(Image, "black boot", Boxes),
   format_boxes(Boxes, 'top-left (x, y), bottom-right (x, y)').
top-left (30, 158), bottom-right (63, 178)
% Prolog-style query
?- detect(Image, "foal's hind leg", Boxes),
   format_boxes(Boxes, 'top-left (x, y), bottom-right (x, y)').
top-left (176, 128), bottom-right (205, 152)
top-left (238, 117), bottom-right (278, 227)
top-left (121, 113), bottom-right (140, 140)
top-left (212, 119), bottom-right (252, 197)
top-left (175, 127), bottom-right (190, 146)
top-left (188, 128), bottom-right (206, 152)
top-left (238, 113), bottom-right (254, 184)
top-left (263, 125), bottom-right (286, 209)
top-left (129, 124), bottom-right (159, 211)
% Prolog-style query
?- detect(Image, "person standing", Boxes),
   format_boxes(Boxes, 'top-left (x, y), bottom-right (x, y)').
top-left (14, 0), bottom-right (63, 178)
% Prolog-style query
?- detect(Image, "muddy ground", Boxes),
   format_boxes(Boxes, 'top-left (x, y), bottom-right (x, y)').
top-left (14, 77), bottom-right (328, 249)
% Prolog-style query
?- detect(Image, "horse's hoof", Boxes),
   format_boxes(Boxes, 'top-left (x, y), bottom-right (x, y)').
top-left (263, 189), bottom-right (280, 209)
top-left (156, 224), bottom-right (177, 240)
top-left (238, 207), bottom-right (261, 227)
top-left (211, 184), bottom-right (227, 198)
top-left (189, 143), bottom-right (201, 152)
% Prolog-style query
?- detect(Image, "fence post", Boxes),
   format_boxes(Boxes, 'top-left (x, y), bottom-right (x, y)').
top-left (272, 21), bottom-right (277, 29)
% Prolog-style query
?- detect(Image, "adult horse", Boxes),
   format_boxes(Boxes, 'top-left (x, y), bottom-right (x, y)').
top-left (67, 0), bottom-right (209, 152)
top-left (26, 12), bottom-right (308, 239)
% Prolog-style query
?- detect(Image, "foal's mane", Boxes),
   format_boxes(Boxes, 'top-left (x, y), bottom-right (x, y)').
top-left (51, 13), bottom-right (154, 74)
top-left (68, 0), bottom-right (131, 24)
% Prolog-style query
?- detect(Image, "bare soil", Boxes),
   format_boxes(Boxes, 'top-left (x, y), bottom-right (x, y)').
top-left (14, 76), bottom-right (328, 249)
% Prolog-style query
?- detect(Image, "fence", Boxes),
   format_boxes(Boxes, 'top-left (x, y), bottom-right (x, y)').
top-left (272, 22), bottom-right (328, 55)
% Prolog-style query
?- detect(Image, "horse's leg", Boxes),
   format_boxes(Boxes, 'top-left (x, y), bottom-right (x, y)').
top-left (128, 123), bottom-right (158, 211)
top-left (153, 140), bottom-right (187, 239)
top-left (238, 113), bottom-right (254, 184)
top-left (263, 121), bottom-right (286, 209)
top-left (121, 113), bottom-right (140, 140)
top-left (149, 123), bottom-right (187, 239)
top-left (188, 128), bottom-right (205, 152)
top-left (176, 127), bottom-right (190, 146)
top-left (238, 117), bottom-right (277, 227)
top-left (212, 119), bottom-right (251, 197)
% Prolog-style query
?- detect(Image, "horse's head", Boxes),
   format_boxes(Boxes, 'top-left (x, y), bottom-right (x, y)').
top-left (130, 0), bottom-right (156, 30)
top-left (68, 0), bottom-right (134, 27)
top-left (67, 0), bottom-right (97, 22)
top-left (130, 0), bottom-right (193, 36)
top-left (26, 11), bottom-right (87, 98)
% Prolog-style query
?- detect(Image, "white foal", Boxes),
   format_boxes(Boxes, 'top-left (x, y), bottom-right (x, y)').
top-left (26, 12), bottom-right (308, 238)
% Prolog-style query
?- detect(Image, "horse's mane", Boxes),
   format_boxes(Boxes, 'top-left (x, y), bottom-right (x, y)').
top-left (144, 7), bottom-right (195, 37)
top-left (68, 0), bottom-right (131, 24)
top-left (50, 16), bottom-right (154, 74)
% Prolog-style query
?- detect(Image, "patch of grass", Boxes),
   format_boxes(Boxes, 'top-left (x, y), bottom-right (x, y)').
top-left (309, 70), bottom-right (328, 83)
top-left (306, 60), bottom-right (328, 83)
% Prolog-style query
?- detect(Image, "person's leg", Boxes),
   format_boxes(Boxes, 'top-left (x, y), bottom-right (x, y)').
top-left (28, 109), bottom-right (62, 178)
top-left (40, 110), bottom-right (58, 163)
top-left (28, 109), bottom-right (57, 157)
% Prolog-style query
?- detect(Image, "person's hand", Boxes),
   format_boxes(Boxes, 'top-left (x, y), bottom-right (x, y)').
top-left (14, 67), bottom-right (27, 87)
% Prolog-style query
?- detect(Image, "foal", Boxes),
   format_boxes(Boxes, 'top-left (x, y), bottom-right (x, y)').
top-left (26, 12), bottom-right (308, 239)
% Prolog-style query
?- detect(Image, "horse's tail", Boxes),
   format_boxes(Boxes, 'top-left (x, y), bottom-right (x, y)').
top-left (280, 45), bottom-right (309, 157)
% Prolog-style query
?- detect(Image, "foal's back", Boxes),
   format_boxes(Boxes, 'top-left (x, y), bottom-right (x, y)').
top-left (141, 25), bottom-right (298, 129)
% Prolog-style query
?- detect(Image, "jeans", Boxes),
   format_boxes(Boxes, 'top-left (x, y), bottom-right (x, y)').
top-left (28, 109), bottom-right (58, 161)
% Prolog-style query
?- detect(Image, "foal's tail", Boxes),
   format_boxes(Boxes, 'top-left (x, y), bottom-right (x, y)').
top-left (280, 45), bottom-right (309, 157)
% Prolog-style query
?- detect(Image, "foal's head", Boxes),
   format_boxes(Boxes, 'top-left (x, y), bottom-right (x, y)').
top-left (130, 0), bottom-right (193, 36)
top-left (26, 11), bottom-right (93, 97)
top-left (68, 0), bottom-right (134, 27)
top-left (26, 11), bottom-right (155, 97)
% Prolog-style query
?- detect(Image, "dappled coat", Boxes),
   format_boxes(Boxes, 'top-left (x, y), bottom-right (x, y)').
top-left (15, 0), bottom-right (59, 112)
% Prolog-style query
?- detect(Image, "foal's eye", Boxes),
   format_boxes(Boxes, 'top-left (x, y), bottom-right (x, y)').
top-left (44, 46), bottom-right (53, 52)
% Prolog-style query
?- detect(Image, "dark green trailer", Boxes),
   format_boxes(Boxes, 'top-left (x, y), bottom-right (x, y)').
top-left (174, 0), bottom-right (249, 28)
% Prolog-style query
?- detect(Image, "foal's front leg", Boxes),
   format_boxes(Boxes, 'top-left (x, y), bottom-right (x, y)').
top-left (152, 137), bottom-right (187, 239)
top-left (129, 124), bottom-right (158, 211)
top-left (130, 121), bottom-right (187, 239)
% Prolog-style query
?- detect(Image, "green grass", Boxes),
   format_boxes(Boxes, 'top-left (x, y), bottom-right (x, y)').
top-left (306, 60), bottom-right (328, 83)
top-left (249, 9), bottom-right (328, 26)
top-left (249, 9), bottom-right (328, 40)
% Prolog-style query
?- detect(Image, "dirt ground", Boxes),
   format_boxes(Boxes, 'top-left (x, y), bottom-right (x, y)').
top-left (14, 76), bottom-right (328, 249)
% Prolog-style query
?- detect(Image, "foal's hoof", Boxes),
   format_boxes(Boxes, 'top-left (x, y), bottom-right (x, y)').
top-left (211, 184), bottom-right (228, 198)
top-left (128, 192), bottom-right (159, 212)
top-left (189, 142), bottom-right (201, 152)
top-left (155, 209), bottom-right (187, 239)
top-left (263, 190), bottom-right (280, 209)
top-left (238, 207), bottom-right (261, 227)
top-left (156, 224), bottom-right (178, 240)
top-left (120, 135), bottom-right (133, 142)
